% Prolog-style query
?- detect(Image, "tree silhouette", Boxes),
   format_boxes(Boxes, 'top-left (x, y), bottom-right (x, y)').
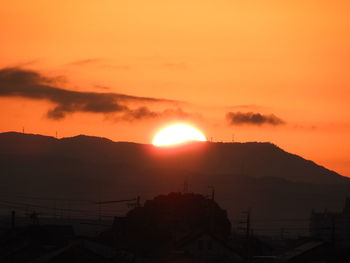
top-left (109, 192), bottom-right (231, 256)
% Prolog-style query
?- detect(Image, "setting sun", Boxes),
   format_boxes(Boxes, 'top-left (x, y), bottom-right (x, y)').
top-left (152, 123), bottom-right (207, 147)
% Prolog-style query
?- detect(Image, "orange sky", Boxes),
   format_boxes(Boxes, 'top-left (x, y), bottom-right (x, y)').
top-left (1, 0), bottom-right (350, 177)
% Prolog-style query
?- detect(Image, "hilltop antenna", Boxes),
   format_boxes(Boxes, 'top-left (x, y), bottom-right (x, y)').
top-left (208, 186), bottom-right (215, 201)
top-left (55, 131), bottom-right (58, 138)
top-left (22, 127), bottom-right (25, 134)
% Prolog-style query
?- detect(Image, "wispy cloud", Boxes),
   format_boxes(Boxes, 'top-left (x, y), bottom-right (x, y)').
top-left (100, 64), bottom-right (130, 71)
top-left (66, 58), bottom-right (103, 66)
top-left (66, 58), bottom-right (131, 71)
top-left (162, 62), bottom-right (187, 70)
top-left (226, 104), bottom-right (266, 110)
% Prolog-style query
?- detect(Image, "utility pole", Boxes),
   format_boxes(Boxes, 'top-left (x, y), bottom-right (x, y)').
top-left (239, 208), bottom-right (252, 263)
top-left (246, 209), bottom-right (251, 240)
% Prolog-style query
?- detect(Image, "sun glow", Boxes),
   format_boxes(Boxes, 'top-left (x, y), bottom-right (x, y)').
top-left (152, 123), bottom-right (207, 147)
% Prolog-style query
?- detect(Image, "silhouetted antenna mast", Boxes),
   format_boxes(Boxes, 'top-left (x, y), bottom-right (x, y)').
top-left (22, 127), bottom-right (24, 134)
top-left (239, 208), bottom-right (252, 241)
top-left (55, 131), bottom-right (58, 138)
top-left (208, 186), bottom-right (215, 201)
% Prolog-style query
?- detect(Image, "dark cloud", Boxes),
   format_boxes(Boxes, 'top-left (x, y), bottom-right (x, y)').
top-left (226, 112), bottom-right (285, 126)
top-left (0, 67), bottom-right (177, 120)
top-left (121, 107), bottom-right (201, 122)
top-left (123, 106), bottom-right (158, 120)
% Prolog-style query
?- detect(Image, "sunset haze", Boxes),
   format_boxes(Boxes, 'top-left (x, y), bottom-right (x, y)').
top-left (1, 0), bottom-right (349, 177)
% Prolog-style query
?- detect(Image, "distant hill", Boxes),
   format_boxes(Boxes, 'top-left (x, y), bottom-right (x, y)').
top-left (0, 132), bottom-right (345, 184)
top-left (0, 132), bottom-right (349, 236)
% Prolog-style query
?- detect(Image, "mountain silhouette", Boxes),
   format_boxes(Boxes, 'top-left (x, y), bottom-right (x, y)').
top-left (1, 131), bottom-right (349, 235)
top-left (0, 132), bottom-right (345, 184)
